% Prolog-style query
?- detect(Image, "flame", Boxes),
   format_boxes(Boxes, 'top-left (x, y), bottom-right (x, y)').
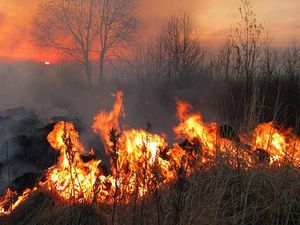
top-left (240, 122), bottom-right (300, 166)
top-left (1, 92), bottom-right (300, 214)
top-left (93, 91), bottom-right (124, 154)
top-left (0, 188), bottom-right (37, 215)
top-left (43, 121), bottom-right (115, 203)
top-left (174, 99), bottom-right (219, 158)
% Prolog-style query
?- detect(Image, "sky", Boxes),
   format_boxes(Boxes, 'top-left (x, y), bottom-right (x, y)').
top-left (0, 0), bottom-right (299, 62)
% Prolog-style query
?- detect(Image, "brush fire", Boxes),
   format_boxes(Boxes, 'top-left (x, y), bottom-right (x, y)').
top-left (1, 91), bottom-right (300, 215)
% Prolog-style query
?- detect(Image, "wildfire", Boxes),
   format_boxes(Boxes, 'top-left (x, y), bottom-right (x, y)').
top-left (1, 91), bottom-right (300, 215)
top-left (43, 121), bottom-right (108, 203)
top-left (240, 122), bottom-right (300, 166)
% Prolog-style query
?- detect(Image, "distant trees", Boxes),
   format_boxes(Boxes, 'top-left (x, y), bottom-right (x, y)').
top-left (158, 12), bottom-right (204, 83)
top-left (232, 0), bottom-right (264, 125)
top-left (216, 1), bottom-right (263, 81)
top-left (28, 0), bottom-right (300, 130)
top-left (128, 11), bottom-right (204, 84)
top-left (32, 0), bottom-right (97, 86)
top-left (32, 0), bottom-right (139, 86)
top-left (214, 33), bottom-right (235, 83)
top-left (233, 0), bottom-right (263, 82)
top-left (212, 0), bottom-right (265, 128)
top-left (96, 0), bottom-right (139, 84)
top-left (260, 28), bottom-right (280, 80)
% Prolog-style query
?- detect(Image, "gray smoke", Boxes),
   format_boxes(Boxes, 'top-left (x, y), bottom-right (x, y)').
top-left (0, 60), bottom-right (217, 194)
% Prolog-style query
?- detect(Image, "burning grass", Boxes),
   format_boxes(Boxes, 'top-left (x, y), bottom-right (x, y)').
top-left (0, 189), bottom-right (109, 225)
top-left (1, 165), bottom-right (300, 225)
top-left (1, 91), bottom-right (300, 224)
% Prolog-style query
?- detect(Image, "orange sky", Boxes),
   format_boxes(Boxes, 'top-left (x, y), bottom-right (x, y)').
top-left (0, 0), bottom-right (299, 62)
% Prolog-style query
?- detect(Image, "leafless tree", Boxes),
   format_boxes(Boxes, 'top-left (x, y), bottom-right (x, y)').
top-left (32, 0), bottom-right (98, 86)
top-left (126, 41), bottom-right (165, 83)
top-left (32, 0), bottom-right (139, 86)
top-left (95, 0), bottom-right (139, 84)
top-left (229, 0), bottom-right (264, 128)
top-left (260, 27), bottom-right (281, 80)
top-left (233, 0), bottom-right (263, 85)
top-left (157, 11), bottom-right (204, 83)
top-left (122, 12), bottom-right (203, 84)
top-left (284, 40), bottom-right (300, 79)
top-left (214, 32), bottom-right (236, 83)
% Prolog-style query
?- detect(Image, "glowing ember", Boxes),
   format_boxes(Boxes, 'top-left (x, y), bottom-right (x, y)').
top-left (1, 91), bottom-right (300, 215)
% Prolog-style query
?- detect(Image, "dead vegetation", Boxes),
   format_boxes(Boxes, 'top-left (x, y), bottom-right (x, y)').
top-left (2, 1), bottom-right (300, 224)
top-left (1, 162), bottom-right (300, 225)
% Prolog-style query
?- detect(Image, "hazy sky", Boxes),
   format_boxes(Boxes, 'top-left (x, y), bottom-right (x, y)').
top-left (0, 0), bottom-right (299, 62)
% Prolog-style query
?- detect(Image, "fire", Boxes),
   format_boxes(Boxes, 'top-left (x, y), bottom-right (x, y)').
top-left (43, 121), bottom-right (108, 203)
top-left (92, 92), bottom-right (174, 201)
top-left (0, 188), bottom-right (37, 215)
top-left (240, 122), bottom-right (300, 166)
top-left (174, 99), bottom-right (219, 158)
top-left (1, 91), bottom-right (300, 215)
top-left (93, 91), bottom-right (124, 154)
top-left (172, 99), bottom-right (243, 168)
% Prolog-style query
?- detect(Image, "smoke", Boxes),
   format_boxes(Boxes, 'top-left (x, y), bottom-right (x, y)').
top-left (0, 60), bottom-right (219, 194)
top-left (0, 60), bottom-right (217, 134)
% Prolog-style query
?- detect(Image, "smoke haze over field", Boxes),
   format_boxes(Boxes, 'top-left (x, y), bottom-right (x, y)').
top-left (2, 0), bottom-right (300, 222)
top-left (0, 61), bottom-right (217, 135)
top-left (0, 0), bottom-right (299, 180)
top-left (0, 59), bottom-right (218, 193)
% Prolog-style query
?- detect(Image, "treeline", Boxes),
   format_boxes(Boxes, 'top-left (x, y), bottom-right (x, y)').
top-left (31, 0), bottom-right (300, 130)
top-left (119, 1), bottom-right (300, 130)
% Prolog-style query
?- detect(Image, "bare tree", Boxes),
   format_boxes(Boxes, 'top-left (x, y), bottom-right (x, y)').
top-left (215, 31), bottom-right (236, 83)
top-left (284, 40), bottom-right (300, 79)
top-left (233, 0), bottom-right (263, 85)
top-left (95, 0), bottom-right (139, 84)
top-left (156, 11), bottom-right (204, 84)
top-left (260, 27), bottom-right (281, 80)
top-left (230, 0), bottom-right (264, 128)
top-left (123, 11), bottom-right (203, 84)
top-left (126, 41), bottom-right (165, 83)
top-left (32, 0), bottom-right (139, 86)
top-left (214, 0), bottom-right (263, 85)
top-left (32, 0), bottom-right (98, 86)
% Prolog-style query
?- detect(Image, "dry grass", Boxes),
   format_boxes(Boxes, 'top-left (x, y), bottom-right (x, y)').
top-left (2, 163), bottom-right (300, 225)
top-left (0, 190), bottom-right (109, 225)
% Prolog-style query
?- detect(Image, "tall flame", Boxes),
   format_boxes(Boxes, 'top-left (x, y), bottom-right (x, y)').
top-left (92, 91), bottom-right (124, 154)
top-left (43, 121), bottom-right (107, 203)
top-left (1, 92), bottom-right (300, 215)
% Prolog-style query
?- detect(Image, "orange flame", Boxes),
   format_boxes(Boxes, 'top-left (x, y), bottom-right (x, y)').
top-left (1, 92), bottom-right (300, 214)
top-left (93, 91), bottom-right (124, 154)
top-left (240, 122), bottom-right (300, 166)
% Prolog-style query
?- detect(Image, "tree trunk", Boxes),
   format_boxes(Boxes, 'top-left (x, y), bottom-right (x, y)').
top-left (98, 50), bottom-right (105, 85)
top-left (86, 60), bottom-right (92, 87)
